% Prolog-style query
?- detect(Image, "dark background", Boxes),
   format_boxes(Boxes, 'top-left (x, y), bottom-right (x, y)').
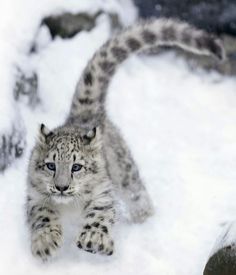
top-left (134, 0), bottom-right (236, 35)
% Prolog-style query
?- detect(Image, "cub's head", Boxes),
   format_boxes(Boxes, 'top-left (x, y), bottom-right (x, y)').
top-left (28, 124), bottom-right (105, 204)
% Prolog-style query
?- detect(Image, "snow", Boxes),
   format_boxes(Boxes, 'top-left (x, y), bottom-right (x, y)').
top-left (0, 1), bottom-right (236, 275)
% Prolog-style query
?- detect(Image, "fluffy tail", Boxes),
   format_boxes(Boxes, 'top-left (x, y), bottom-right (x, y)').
top-left (68, 18), bottom-right (225, 128)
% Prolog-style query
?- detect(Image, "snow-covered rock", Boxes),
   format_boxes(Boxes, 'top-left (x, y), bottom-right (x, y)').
top-left (0, 0), bottom-right (136, 172)
top-left (42, 11), bottom-right (122, 40)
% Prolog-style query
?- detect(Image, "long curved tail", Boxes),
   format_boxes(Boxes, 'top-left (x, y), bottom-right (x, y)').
top-left (67, 18), bottom-right (225, 128)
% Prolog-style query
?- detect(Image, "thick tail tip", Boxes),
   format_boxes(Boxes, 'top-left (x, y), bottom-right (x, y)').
top-left (209, 37), bottom-right (226, 61)
top-left (198, 34), bottom-right (226, 61)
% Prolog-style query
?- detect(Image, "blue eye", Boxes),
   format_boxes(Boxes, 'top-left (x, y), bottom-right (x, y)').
top-left (46, 162), bottom-right (56, 171)
top-left (72, 163), bottom-right (82, 172)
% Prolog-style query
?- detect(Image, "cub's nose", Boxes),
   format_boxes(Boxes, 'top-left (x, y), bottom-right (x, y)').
top-left (55, 185), bottom-right (69, 193)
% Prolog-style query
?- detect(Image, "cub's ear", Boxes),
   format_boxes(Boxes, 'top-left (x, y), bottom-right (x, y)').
top-left (38, 123), bottom-right (54, 143)
top-left (81, 127), bottom-right (97, 145)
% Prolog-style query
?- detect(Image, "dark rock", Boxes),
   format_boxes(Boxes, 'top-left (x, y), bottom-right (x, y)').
top-left (30, 11), bottom-right (122, 53)
top-left (43, 12), bottom-right (100, 39)
top-left (42, 11), bottom-right (122, 40)
top-left (134, 0), bottom-right (236, 36)
top-left (204, 245), bottom-right (236, 275)
top-left (14, 68), bottom-right (39, 108)
top-left (203, 222), bottom-right (236, 275)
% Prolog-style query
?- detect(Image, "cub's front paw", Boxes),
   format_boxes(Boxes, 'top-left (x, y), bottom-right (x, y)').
top-left (31, 226), bottom-right (62, 261)
top-left (76, 226), bottom-right (114, 256)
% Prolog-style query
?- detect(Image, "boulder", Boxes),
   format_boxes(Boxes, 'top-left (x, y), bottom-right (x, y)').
top-left (42, 11), bottom-right (122, 40)
top-left (204, 245), bottom-right (236, 275)
top-left (204, 222), bottom-right (236, 275)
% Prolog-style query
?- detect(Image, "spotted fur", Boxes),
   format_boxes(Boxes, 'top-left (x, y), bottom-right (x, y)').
top-left (26, 18), bottom-right (224, 261)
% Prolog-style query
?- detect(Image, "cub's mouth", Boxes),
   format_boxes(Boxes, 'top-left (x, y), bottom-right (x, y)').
top-left (51, 193), bottom-right (74, 204)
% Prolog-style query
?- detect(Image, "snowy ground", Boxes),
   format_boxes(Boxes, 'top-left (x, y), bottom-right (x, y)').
top-left (1, 1), bottom-right (236, 275)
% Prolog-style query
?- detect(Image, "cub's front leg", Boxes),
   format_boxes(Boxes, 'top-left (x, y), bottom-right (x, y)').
top-left (76, 185), bottom-right (115, 256)
top-left (27, 199), bottom-right (63, 261)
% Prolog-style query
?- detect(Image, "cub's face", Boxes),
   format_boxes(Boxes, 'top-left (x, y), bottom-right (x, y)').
top-left (29, 124), bottom-right (104, 204)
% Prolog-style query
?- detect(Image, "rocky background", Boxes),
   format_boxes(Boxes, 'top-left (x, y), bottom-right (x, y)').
top-left (0, 9), bottom-right (123, 173)
top-left (134, 0), bottom-right (236, 75)
top-left (135, 0), bottom-right (236, 35)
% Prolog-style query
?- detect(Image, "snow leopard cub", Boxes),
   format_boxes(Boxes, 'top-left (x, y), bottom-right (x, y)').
top-left (26, 18), bottom-right (225, 261)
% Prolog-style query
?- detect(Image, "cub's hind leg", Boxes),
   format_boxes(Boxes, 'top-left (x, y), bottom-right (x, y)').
top-left (104, 120), bottom-right (154, 223)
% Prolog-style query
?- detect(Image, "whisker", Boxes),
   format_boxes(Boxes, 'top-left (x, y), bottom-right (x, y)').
top-left (42, 194), bottom-right (50, 208)
top-left (74, 193), bottom-right (84, 209)
top-left (74, 194), bottom-right (80, 208)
